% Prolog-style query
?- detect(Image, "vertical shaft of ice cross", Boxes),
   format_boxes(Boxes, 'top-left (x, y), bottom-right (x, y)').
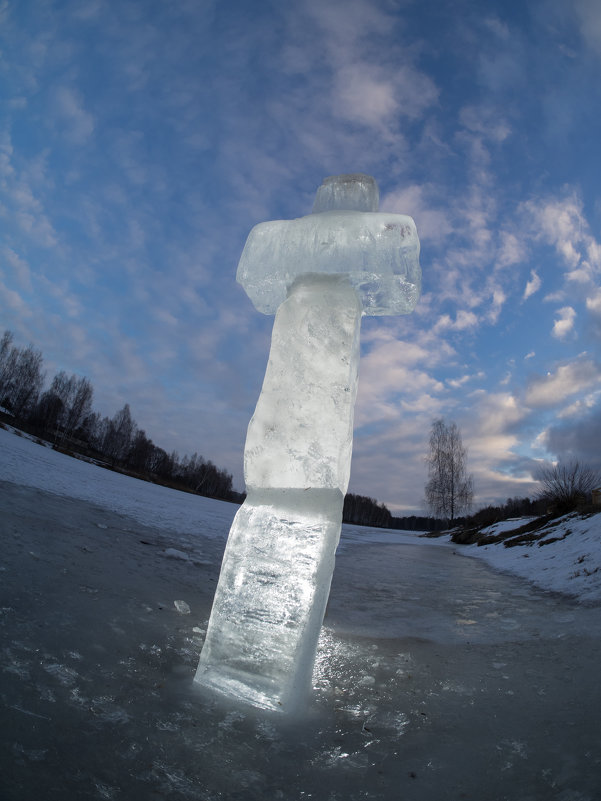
top-left (195, 277), bottom-right (361, 713)
top-left (194, 174), bottom-right (421, 713)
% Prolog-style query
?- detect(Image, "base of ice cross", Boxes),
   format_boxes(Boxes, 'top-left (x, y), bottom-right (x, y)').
top-left (194, 488), bottom-right (344, 713)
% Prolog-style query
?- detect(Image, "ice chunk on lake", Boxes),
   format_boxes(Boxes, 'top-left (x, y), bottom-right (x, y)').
top-left (237, 211), bottom-right (420, 316)
top-left (194, 489), bottom-right (343, 712)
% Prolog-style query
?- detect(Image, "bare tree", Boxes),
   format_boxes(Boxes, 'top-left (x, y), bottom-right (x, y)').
top-left (0, 333), bottom-right (17, 410)
top-left (32, 390), bottom-right (64, 433)
top-left (0, 331), bottom-right (19, 409)
top-left (0, 330), bottom-right (14, 372)
top-left (425, 418), bottom-right (474, 522)
top-left (64, 376), bottom-right (93, 439)
top-left (42, 372), bottom-right (87, 440)
top-left (535, 460), bottom-right (601, 513)
top-left (102, 403), bottom-right (136, 464)
top-left (127, 429), bottom-right (155, 472)
top-left (46, 371), bottom-right (75, 439)
top-left (0, 342), bottom-right (44, 418)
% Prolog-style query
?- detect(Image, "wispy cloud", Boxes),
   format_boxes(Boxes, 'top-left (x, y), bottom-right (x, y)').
top-left (459, 104), bottom-right (511, 143)
top-left (381, 184), bottom-right (452, 245)
top-left (573, 0), bottom-right (601, 59)
top-left (447, 372), bottom-right (484, 390)
top-left (2, 247), bottom-right (32, 291)
top-left (497, 231), bottom-right (524, 269)
top-left (525, 357), bottom-right (601, 407)
top-left (434, 310), bottom-right (479, 334)
top-left (552, 306), bottom-right (576, 340)
top-left (522, 189), bottom-right (601, 285)
top-left (457, 390), bottom-right (537, 502)
top-left (557, 390), bottom-right (601, 419)
top-left (52, 85), bottom-right (95, 144)
top-left (523, 269), bottom-right (541, 300)
top-left (355, 335), bottom-right (445, 427)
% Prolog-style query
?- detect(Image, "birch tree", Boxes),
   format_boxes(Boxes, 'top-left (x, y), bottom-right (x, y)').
top-left (425, 418), bottom-right (473, 522)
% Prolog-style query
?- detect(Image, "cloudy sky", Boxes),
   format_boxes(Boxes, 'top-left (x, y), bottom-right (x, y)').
top-left (2, 0), bottom-right (601, 512)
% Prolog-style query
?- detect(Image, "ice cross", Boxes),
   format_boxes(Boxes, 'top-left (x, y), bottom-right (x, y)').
top-left (194, 174), bottom-right (421, 713)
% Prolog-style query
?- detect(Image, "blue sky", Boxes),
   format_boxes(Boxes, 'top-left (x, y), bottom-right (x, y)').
top-left (1, 0), bottom-right (601, 512)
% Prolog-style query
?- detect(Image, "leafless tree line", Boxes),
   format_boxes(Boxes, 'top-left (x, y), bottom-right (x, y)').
top-left (0, 331), bottom-right (44, 420)
top-left (343, 493), bottom-right (392, 528)
top-left (0, 330), bottom-right (237, 502)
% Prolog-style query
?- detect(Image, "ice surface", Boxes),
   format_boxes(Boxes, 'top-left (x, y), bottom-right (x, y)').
top-left (197, 174), bottom-right (420, 712)
top-left (3, 431), bottom-right (601, 799)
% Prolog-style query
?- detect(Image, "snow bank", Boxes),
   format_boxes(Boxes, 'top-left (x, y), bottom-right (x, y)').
top-left (0, 425), bottom-right (236, 540)
top-left (459, 514), bottom-right (601, 603)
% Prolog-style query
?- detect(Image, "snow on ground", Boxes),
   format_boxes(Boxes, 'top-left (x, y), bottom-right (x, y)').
top-left (0, 425), bottom-right (436, 552)
top-left (1, 424), bottom-right (600, 602)
top-left (457, 514), bottom-right (601, 603)
top-left (0, 425), bottom-right (237, 541)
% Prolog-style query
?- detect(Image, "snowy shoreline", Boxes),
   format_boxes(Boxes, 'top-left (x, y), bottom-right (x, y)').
top-left (446, 513), bottom-right (601, 605)
top-left (344, 514), bottom-right (601, 607)
top-left (1, 425), bottom-right (600, 603)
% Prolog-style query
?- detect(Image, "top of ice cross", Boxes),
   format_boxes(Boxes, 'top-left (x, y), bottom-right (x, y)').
top-left (312, 173), bottom-right (379, 213)
top-left (236, 173), bottom-right (421, 316)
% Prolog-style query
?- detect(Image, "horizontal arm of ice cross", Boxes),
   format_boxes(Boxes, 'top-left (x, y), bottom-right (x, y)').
top-left (236, 210), bottom-right (421, 316)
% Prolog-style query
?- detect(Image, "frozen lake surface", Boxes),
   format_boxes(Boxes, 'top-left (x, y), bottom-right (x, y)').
top-left (2, 428), bottom-right (601, 799)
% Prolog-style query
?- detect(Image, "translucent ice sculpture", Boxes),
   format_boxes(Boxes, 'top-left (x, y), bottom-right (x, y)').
top-left (194, 174), bottom-right (421, 713)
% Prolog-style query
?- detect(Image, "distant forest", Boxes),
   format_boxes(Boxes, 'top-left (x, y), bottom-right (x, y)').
top-left (0, 330), bottom-right (239, 502)
top-left (343, 493), bottom-right (450, 531)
